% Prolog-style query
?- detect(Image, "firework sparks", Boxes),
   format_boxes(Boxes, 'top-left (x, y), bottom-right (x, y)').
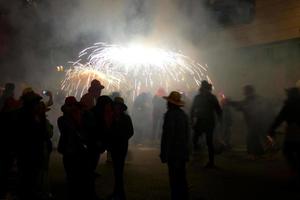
top-left (62, 42), bottom-right (211, 99)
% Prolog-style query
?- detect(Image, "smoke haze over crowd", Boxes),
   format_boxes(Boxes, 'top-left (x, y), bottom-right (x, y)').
top-left (0, 0), bottom-right (298, 101)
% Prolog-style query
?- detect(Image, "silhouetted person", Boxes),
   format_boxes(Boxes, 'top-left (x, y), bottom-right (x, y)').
top-left (36, 102), bottom-right (53, 199)
top-left (110, 91), bottom-right (121, 101)
top-left (229, 85), bottom-right (267, 160)
top-left (21, 87), bottom-right (53, 108)
top-left (268, 87), bottom-right (300, 184)
top-left (160, 91), bottom-right (189, 200)
top-left (152, 88), bottom-right (166, 141)
top-left (0, 83), bottom-right (20, 199)
top-left (219, 94), bottom-right (233, 150)
top-left (106, 92), bottom-right (122, 163)
top-left (42, 90), bottom-right (54, 107)
top-left (16, 91), bottom-right (48, 200)
top-left (0, 83), bottom-right (17, 111)
top-left (181, 92), bottom-right (192, 115)
top-left (108, 97), bottom-right (134, 200)
top-left (132, 92), bottom-right (152, 144)
top-left (80, 79), bottom-right (105, 110)
top-left (191, 80), bottom-right (222, 168)
top-left (57, 96), bottom-right (94, 200)
top-left (90, 96), bottom-right (114, 170)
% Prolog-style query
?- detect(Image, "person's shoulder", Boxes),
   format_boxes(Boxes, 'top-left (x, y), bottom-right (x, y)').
top-left (172, 108), bottom-right (186, 116)
top-left (58, 115), bottom-right (69, 126)
top-left (179, 109), bottom-right (188, 118)
top-left (195, 93), bottom-right (201, 98)
top-left (205, 93), bottom-right (217, 102)
top-left (16, 107), bottom-right (26, 117)
top-left (83, 109), bottom-right (94, 116)
top-left (122, 113), bottom-right (131, 120)
top-left (192, 94), bottom-right (201, 102)
top-left (171, 109), bottom-right (188, 124)
top-left (80, 93), bottom-right (91, 101)
top-left (57, 115), bottom-right (64, 122)
top-left (209, 92), bottom-right (217, 98)
top-left (164, 109), bottom-right (173, 117)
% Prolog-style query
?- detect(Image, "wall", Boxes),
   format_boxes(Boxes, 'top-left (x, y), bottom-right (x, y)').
top-left (206, 0), bottom-right (300, 48)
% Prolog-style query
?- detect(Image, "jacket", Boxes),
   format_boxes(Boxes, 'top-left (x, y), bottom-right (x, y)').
top-left (161, 108), bottom-right (189, 163)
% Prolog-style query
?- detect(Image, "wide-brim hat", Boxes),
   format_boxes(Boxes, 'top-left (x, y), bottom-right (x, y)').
top-left (91, 79), bottom-right (105, 90)
top-left (21, 91), bottom-right (43, 106)
top-left (114, 96), bottom-right (128, 111)
top-left (163, 91), bottom-right (185, 107)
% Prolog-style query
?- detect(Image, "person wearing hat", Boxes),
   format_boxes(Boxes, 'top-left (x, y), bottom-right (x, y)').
top-left (107, 97), bottom-right (134, 200)
top-left (160, 91), bottom-right (189, 200)
top-left (152, 88), bottom-right (167, 141)
top-left (0, 83), bottom-right (20, 199)
top-left (15, 91), bottom-right (50, 199)
top-left (35, 101), bottom-right (53, 199)
top-left (267, 87), bottom-right (300, 184)
top-left (57, 96), bottom-right (95, 200)
top-left (228, 85), bottom-right (271, 160)
top-left (80, 79), bottom-right (105, 110)
top-left (21, 87), bottom-right (53, 108)
top-left (0, 83), bottom-right (19, 112)
top-left (191, 80), bottom-right (222, 168)
top-left (89, 96), bottom-right (114, 171)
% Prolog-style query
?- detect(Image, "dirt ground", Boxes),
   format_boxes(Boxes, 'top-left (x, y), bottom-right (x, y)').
top-left (49, 145), bottom-right (300, 200)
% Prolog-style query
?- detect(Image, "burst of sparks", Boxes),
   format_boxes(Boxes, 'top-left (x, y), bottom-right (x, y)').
top-left (62, 42), bottom-right (211, 99)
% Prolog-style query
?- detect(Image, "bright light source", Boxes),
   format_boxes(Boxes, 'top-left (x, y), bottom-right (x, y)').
top-left (62, 42), bottom-right (211, 99)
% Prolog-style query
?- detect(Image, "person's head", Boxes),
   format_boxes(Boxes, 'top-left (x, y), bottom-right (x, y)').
top-left (3, 83), bottom-right (15, 97)
top-left (95, 95), bottom-right (113, 116)
top-left (243, 85), bottom-right (255, 98)
top-left (36, 101), bottom-right (50, 117)
top-left (88, 79), bottom-right (105, 98)
top-left (61, 96), bottom-right (81, 116)
top-left (285, 87), bottom-right (300, 102)
top-left (22, 87), bottom-right (33, 96)
top-left (113, 97), bottom-right (127, 116)
top-left (199, 80), bottom-right (212, 93)
top-left (21, 91), bottom-right (43, 108)
top-left (163, 91), bottom-right (185, 109)
top-left (110, 91), bottom-right (121, 99)
top-left (5, 83), bottom-right (15, 92)
top-left (156, 88), bottom-right (166, 97)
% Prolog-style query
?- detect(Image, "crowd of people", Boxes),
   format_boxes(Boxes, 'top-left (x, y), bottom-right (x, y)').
top-left (0, 78), bottom-right (300, 200)
top-left (0, 80), bottom-right (134, 200)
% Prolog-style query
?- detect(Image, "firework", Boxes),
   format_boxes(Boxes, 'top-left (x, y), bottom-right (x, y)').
top-left (62, 42), bottom-right (211, 99)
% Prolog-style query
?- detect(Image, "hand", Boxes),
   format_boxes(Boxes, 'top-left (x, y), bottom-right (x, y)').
top-left (160, 154), bottom-right (167, 163)
top-left (226, 98), bottom-right (233, 104)
top-left (266, 135), bottom-right (275, 146)
top-left (46, 91), bottom-right (53, 97)
top-left (191, 117), bottom-right (197, 126)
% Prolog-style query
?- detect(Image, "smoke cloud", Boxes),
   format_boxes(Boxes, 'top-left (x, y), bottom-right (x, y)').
top-left (0, 0), bottom-right (220, 93)
top-left (2, 0), bottom-right (295, 101)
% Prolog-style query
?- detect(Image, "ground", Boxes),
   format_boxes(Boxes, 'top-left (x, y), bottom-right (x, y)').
top-left (49, 145), bottom-right (300, 200)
